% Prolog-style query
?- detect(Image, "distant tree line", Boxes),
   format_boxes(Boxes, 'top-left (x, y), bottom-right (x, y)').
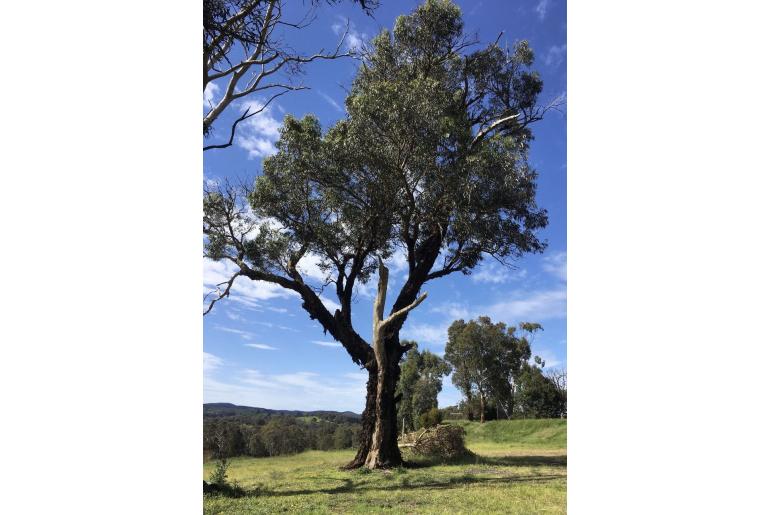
top-left (203, 414), bottom-right (359, 459)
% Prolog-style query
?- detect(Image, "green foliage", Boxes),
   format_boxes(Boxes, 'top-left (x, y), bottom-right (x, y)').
top-left (396, 343), bottom-right (451, 432)
top-left (204, 411), bottom-right (360, 459)
top-left (332, 425), bottom-right (354, 449)
top-left (445, 316), bottom-right (534, 420)
top-left (209, 458), bottom-right (229, 486)
top-left (417, 407), bottom-right (443, 429)
top-left (203, 1), bottom-right (549, 372)
top-left (513, 364), bottom-right (567, 418)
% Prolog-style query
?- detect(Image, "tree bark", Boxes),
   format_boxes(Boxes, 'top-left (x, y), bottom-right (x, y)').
top-left (363, 337), bottom-right (404, 468)
top-left (344, 258), bottom-right (425, 469)
top-left (344, 367), bottom-right (378, 468)
top-left (479, 391), bottom-right (486, 423)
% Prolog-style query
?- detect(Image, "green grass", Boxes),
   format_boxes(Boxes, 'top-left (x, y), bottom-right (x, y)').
top-left (203, 419), bottom-right (566, 514)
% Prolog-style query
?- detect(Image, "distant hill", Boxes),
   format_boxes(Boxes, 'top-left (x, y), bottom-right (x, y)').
top-left (203, 403), bottom-right (360, 421)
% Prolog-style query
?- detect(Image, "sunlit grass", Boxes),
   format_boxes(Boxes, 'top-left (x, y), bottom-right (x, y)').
top-left (203, 420), bottom-right (566, 514)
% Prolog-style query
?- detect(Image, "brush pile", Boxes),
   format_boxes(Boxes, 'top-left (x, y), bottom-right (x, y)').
top-left (399, 424), bottom-right (468, 459)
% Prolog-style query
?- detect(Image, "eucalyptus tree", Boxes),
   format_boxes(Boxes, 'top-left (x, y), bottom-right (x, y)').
top-left (396, 344), bottom-right (451, 432)
top-left (203, 0), bottom-right (378, 148)
top-left (445, 317), bottom-right (534, 422)
top-left (204, 0), bottom-right (552, 468)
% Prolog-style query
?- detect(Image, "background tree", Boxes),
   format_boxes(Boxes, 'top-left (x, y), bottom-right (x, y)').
top-left (332, 425), bottom-right (354, 449)
top-left (514, 360), bottom-right (567, 418)
top-left (204, 0), bottom-right (552, 468)
top-left (396, 343), bottom-right (451, 432)
top-left (203, 0), bottom-right (378, 148)
top-left (444, 316), bottom-right (533, 422)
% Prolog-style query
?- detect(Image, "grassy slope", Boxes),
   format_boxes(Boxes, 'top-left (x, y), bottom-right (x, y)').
top-left (203, 419), bottom-right (567, 514)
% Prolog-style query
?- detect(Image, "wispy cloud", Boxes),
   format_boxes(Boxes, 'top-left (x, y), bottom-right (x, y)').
top-left (203, 351), bottom-right (223, 372)
top-left (401, 322), bottom-right (449, 347)
top-left (487, 288), bottom-right (567, 321)
top-left (311, 340), bottom-right (343, 348)
top-left (471, 262), bottom-right (527, 284)
top-left (331, 17), bottom-right (368, 52)
top-left (544, 44), bottom-right (567, 68)
top-left (534, 0), bottom-right (550, 21)
top-left (318, 91), bottom-right (343, 113)
top-left (244, 343), bottom-right (277, 350)
top-left (215, 325), bottom-right (256, 340)
top-left (542, 251), bottom-right (567, 282)
top-left (203, 258), bottom-right (296, 310)
top-left (235, 99), bottom-right (283, 158)
top-left (403, 285), bottom-right (567, 349)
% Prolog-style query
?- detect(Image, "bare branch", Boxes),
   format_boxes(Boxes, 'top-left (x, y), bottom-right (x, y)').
top-left (203, 272), bottom-right (241, 315)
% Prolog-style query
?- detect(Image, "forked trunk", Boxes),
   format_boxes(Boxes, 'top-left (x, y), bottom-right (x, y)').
top-left (346, 258), bottom-right (426, 469)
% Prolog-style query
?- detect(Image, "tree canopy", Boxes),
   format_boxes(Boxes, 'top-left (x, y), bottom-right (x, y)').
top-left (445, 316), bottom-right (534, 422)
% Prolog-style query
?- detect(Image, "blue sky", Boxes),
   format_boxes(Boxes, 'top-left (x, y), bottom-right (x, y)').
top-left (203, 0), bottom-right (566, 412)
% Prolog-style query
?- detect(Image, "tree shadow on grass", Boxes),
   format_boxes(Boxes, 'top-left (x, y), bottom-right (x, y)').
top-left (252, 472), bottom-right (565, 498)
top-left (404, 452), bottom-right (566, 469)
top-left (204, 453), bottom-right (567, 499)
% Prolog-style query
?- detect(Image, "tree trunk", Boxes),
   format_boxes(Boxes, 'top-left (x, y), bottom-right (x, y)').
top-left (346, 258), bottom-right (425, 469)
top-left (344, 367), bottom-right (378, 468)
top-left (364, 341), bottom-right (403, 468)
top-left (479, 392), bottom-right (486, 423)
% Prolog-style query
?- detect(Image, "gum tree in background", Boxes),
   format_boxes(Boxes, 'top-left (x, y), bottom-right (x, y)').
top-left (204, 0), bottom-right (553, 468)
top-left (203, 0), bottom-right (378, 149)
top-left (444, 317), bottom-right (535, 423)
top-left (396, 343), bottom-right (451, 432)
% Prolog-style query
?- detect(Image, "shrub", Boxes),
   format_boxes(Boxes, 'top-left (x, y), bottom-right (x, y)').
top-left (417, 407), bottom-right (443, 428)
top-left (209, 458), bottom-right (229, 486)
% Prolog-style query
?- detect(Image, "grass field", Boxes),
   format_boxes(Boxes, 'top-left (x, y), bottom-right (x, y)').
top-left (203, 419), bottom-right (567, 514)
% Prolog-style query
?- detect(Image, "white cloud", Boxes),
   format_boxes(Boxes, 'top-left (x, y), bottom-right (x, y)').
top-left (311, 340), bottom-right (343, 348)
top-left (545, 44), bottom-right (567, 68)
top-left (244, 343), bottom-right (277, 350)
top-left (534, 0), bottom-right (550, 21)
top-left (296, 252), bottom-right (330, 282)
top-left (408, 285), bottom-right (567, 349)
top-left (203, 352), bottom-right (223, 372)
top-left (235, 100), bottom-right (283, 158)
top-left (215, 325), bottom-right (256, 340)
top-left (204, 82), bottom-right (220, 108)
top-left (471, 262), bottom-right (527, 284)
top-left (401, 321), bottom-right (449, 347)
top-left (430, 301), bottom-right (471, 320)
top-left (203, 258), bottom-right (296, 310)
top-left (318, 91), bottom-right (343, 112)
top-left (542, 251), bottom-right (567, 282)
top-left (320, 295), bottom-right (341, 313)
top-left (331, 17), bottom-right (368, 52)
top-left (487, 288), bottom-right (567, 321)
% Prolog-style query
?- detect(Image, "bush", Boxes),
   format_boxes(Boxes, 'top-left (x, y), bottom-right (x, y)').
top-left (417, 407), bottom-right (443, 428)
top-left (209, 458), bottom-right (229, 486)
